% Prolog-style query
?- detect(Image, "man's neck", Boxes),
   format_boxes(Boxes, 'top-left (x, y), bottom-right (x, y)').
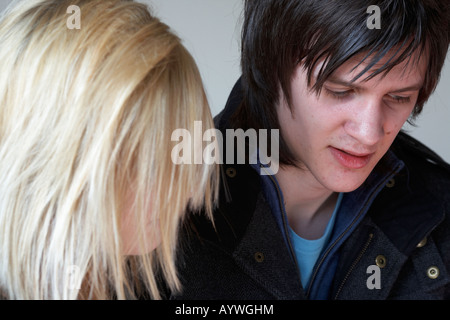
top-left (275, 165), bottom-right (338, 240)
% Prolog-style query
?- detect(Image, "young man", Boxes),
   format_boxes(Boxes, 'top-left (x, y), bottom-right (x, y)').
top-left (172, 0), bottom-right (450, 299)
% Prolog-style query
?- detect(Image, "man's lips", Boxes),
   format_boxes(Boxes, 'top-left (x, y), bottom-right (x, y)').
top-left (329, 147), bottom-right (374, 169)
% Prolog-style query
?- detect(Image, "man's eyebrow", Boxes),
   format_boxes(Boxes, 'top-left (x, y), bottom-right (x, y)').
top-left (389, 84), bottom-right (423, 93)
top-left (325, 75), bottom-right (423, 93)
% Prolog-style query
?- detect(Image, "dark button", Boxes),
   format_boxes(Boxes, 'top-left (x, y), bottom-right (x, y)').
top-left (385, 178), bottom-right (395, 188)
top-left (375, 255), bottom-right (387, 268)
top-left (254, 252), bottom-right (264, 263)
top-left (225, 167), bottom-right (237, 178)
top-left (427, 266), bottom-right (439, 279)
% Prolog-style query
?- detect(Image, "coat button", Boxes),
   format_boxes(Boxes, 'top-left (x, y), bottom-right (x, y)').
top-left (417, 237), bottom-right (427, 248)
top-left (385, 178), bottom-right (395, 188)
top-left (225, 167), bottom-right (237, 178)
top-left (375, 255), bottom-right (387, 268)
top-left (254, 252), bottom-right (264, 263)
top-left (427, 266), bottom-right (440, 279)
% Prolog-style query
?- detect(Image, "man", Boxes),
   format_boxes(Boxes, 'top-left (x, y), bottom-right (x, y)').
top-left (172, 0), bottom-right (450, 299)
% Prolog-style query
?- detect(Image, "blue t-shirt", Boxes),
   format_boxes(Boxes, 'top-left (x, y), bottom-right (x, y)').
top-left (288, 192), bottom-right (344, 288)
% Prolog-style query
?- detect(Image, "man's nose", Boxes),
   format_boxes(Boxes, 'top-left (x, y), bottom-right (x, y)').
top-left (344, 98), bottom-right (385, 147)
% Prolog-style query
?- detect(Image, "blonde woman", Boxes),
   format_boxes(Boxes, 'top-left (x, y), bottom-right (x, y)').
top-left (0, 0), bottom-right (218, 299)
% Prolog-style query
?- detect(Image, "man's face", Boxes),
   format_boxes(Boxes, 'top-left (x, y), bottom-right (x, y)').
top-left (277, 51), bottom-right (427, 192)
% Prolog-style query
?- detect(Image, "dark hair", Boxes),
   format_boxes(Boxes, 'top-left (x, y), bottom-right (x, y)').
top-left (233, 0), bottom-right (450, 166)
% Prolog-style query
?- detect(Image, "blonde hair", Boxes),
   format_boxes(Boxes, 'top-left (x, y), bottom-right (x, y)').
top-left (0, 0), bottom-right (218, 299)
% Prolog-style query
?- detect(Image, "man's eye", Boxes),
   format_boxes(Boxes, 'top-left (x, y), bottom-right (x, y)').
top-left (389, 95), bottom-right (411, 104)
top-left (325, 88), bottom-right (353, 100)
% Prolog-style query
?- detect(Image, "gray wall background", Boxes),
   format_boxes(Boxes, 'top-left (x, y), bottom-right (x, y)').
top-left (1, 0), bottom-right (449, 162)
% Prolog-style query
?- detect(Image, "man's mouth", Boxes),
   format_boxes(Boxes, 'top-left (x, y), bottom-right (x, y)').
top-left (329, 147), bottom-right (374, 169)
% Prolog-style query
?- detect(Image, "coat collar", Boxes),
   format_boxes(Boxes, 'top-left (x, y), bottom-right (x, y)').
top-left (369, 135), bottom-right (447, 256)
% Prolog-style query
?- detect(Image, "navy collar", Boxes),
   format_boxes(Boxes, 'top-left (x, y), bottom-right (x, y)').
top-left (250, 148), bottom-right (404, 299)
